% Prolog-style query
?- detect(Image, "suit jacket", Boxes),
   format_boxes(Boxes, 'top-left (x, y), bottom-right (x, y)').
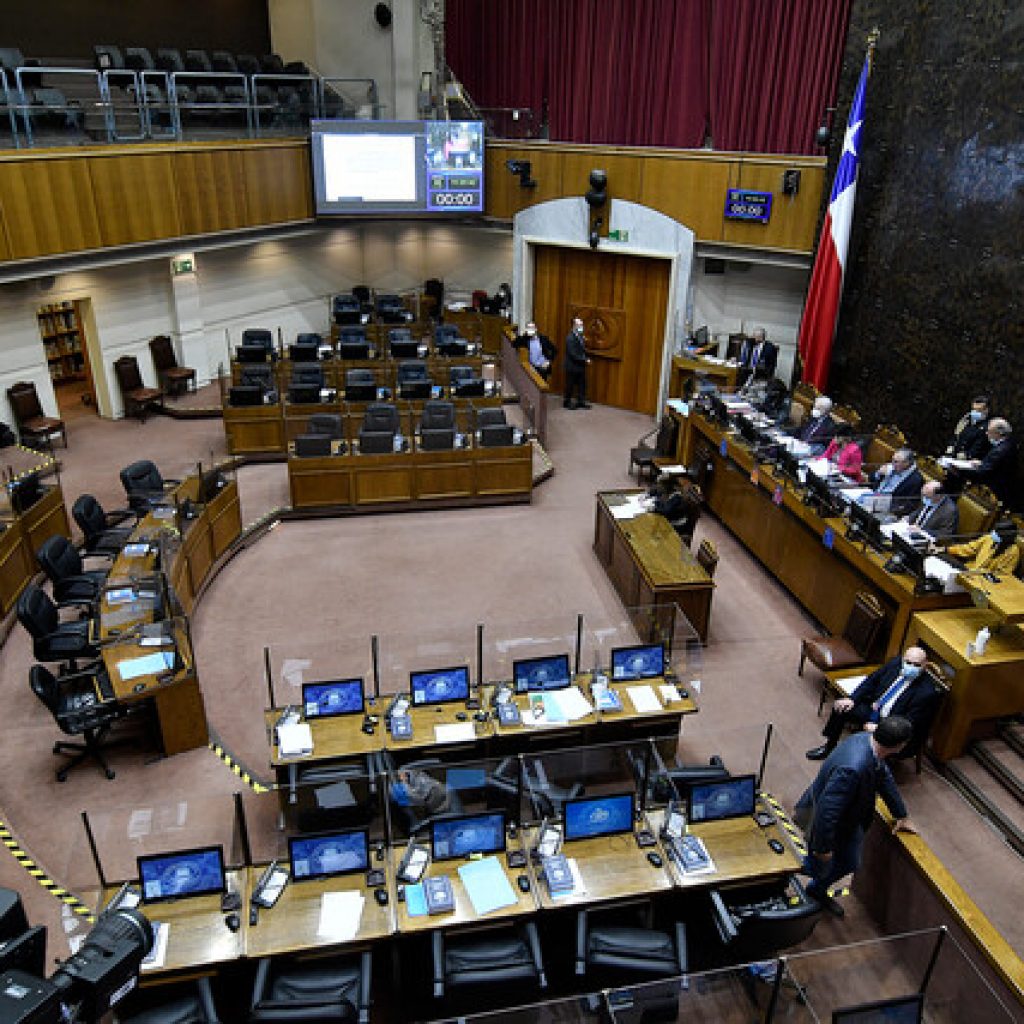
top-left (794, 731), bottom-right (907, 855)
top-left (965, 436), bottom-right (1016, 505)
top-left (870, 466), bottom-right (924, 517)
top-left (847, 657), bottom-right (942, 751)
top-left (907, 495), bottom-right (959, 538)
top-left (512, 331), bottom-right (556, 364)
top-left (739, 339), bottom-right (779, 379)
top-left (564, 330), bottom-right (588, 371)
top-left (948, 415), bottom-right (991, 461)
top-left (799, 413), bottom-right (838, 446)
top-left (947, 534), bottom-right (1021, 576)
top-left (824, 439), bottom-right (863, 481)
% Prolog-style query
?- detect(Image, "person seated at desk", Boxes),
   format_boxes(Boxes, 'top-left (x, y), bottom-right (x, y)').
top-left (959, 418), bottom-right (1017, 506)
top-left (806, 647), bottom-right (940, 762)
top-left (513, 321), bottom-right (557, 380)
top-left (647, 473), bottom-right (700, 519)
top-left (946, 395), bottom-right (992, 461)
top-left (868, 447), bottom-right (924, 517)
top-left (823, 423), bottom-right (863, 482)
top-left (903, 481), bottom-right (959, 539)
top-left (945, 519), bottom-right (1020, 576)
top-left (389, 768), bottom-right (452, 830)
top-left (737, 327), bottom-right (778, 386)
top-left (797, 396), bottom-right (838, 450)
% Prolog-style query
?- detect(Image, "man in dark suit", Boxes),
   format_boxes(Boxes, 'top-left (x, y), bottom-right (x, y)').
top-left (563, 316), bottom-right (591, 409)
top-left (512, 321), bottom-right (557, 380)
top-left (798, 395), bottom-right (838, 449)
top-left (869, 447), bottom-right (924, 517)
top-left (738, 327), bottom-right (779, 386)
top-left (946, 395), bottom-right (991, 461)
top-left (795, 716), bottom-right (915, 917)
top-left (962, 417), bottom-right (1016, 505)
top-left (806, 647), bottom-right (941, 761)
top-left (903, 481), bottom-right (959, 539)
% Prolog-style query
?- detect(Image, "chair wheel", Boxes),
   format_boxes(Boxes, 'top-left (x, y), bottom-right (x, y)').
top-left (57, 771), bottom-right (68, 783)
top-left (105, 769), bottom-right (116, 780)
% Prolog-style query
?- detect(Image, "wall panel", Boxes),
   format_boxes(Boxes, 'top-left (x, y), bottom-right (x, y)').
top-left (722, 161), bottom-right (825, 252)
top-left (639, 155), bottom-right (737, 244)
top-left (173, 149), bottom-right (250, 236)
top-left (240, 146), bottom-right (314, 225)
top-left (88, 153), bottom-right (182, 247)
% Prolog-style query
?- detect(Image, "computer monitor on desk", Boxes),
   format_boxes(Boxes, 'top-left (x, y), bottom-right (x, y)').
top-left (431, 812), bottom-right (507, 861)
top-left (610, 644), bottom-right (664, 681)
top-left (289, 829), bottom-right (370, 880)
top-left (804, 470), bottom-right (841, 517)
top-left (777, 449), bottom-right (802, 485)
top-left (399, 380), bottom-right (433, 400)
top-left (686, 775), bottom-right (756, 824)
top-left (302, 678), bottom-right (365, 718)
top-left (847, 500), bottom-right (885, 550)
top-left (563, 793), bottom-right (635, 841)
top-left (888, 531), bottom-right (929, 581)
top-left (410, 665), bottom-right (471, 706)
top-left (137, 845), bottom-right (226, 903)
top-left (513, 653), bottom-right (571, 693)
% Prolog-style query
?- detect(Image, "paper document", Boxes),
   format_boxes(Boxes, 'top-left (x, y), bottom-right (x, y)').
top-left (666, 400), bottom-right (689, 416)
top-left (805, 457), bottom-right (832, 480)
top-left (141, 922), bottom-right (170, 970)
top-left (544, 685), bottom-right (594, 722)
top-left (458, 857), bottom-right (517, 916)
top-left (659, 684), bottom-right (682, 703)
top-left (434, 722), bottom-right (476, 744)
top-left (118, 651), bottom-right (175, 681)
top-left (123, 543), bottom-right (150, 557)
top-left (317, 891), bottom-right (364, 940)
top-left (924, 556), bottom-right (966, 593)
top-left (835, 674), bottom-right (866, 696)
top-left (626, 685), bottom-right (663, 714)
top-left (659, 464), bottom-right (688, 475)
top-left (277, 721), bottom-right (314, 758)
top-left (551, 858), bottom-right (587, 899)
top-left (610, 494), bottom-right (649, 520)
top-left (405, 882), bottom-right (428, 916)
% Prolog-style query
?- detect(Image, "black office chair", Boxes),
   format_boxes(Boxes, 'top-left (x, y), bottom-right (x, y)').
top-left (435, 325), bottom-right (469, 357)
top-left (419, 401), bottom-right (456, 451)
top-left (290, 363), bottom-right (323, 388)
top-left (30, 663), bottom-right (124, 781)
top-left (358, 403), bottom-right (401, 454)
top-left (36, 535), bottom-right (108, 605)
top-left (629, 415), bottom-right (678, 484)
top-left (450, 365), bottom-right (485, 397)
top-left (17, 585), bottom-right (98, 667)
top-left (432, 923), bottom-right (547, 999)
top-left (120, 460), bottom-right (180, 513)
top-left (345, 368), bottom-right (378, 402)
top-left (241, 365), bottom-right (279, 403)
top-left (297, 331), bottom-right (324, 348)
top-left (389, 329), bottom-right (420, 359)
top-left (480, 422), bottom-right (515, 448)
top-left (308, 414), bottom-right (344, 439)
top-left (242, 328), bottom-right (276, 359)
top-left (576, 906), bottom-right (687, 981)
top-left (118, 985), bottom-right (220, 1024)
top-left (333, 294), bottom-right (362, 326)
top-left (396, 360), bottom-right (430, 398)
top-left (288, 342), bottom-right (319, 364)
top-left (72, 494), bottom-right (139, 555)
top-left (249, 953), bottom-right (370, 1024)
top-left (338, 328), bottom-right (371, 360)
top-left (376, 294), bottom-right (408, 324)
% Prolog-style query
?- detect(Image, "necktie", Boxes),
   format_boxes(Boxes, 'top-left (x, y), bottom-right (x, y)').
top-left (869, 673), bottom-right (908, 722)
top-left (917, 504), bottom-right (931, 528)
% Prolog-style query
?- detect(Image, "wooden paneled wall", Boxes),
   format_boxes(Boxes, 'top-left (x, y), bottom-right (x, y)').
top-left (0, 138), bottom-right (823, 264)
top-left (486, 142), bottom-right (825, 253)
top-left (0, 140), bottom-right (313, 262)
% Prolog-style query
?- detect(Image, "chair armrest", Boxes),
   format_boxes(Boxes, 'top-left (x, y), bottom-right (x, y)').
top-left (56, 597), bottom-right (95, 614)
top-left (575, 909), bottom-right (589, 975)
top-left (709, 889), bottom-right (738, 946)
top-left (674, 921), bottom-right (689, 976)
top-left (196, 976), bottom-right (220, 1023)
top-left (249, 1002), bottom-right (353, 1023)
top-left (54, 660), bottom-right (105, 688)
top-left (80, 551), bottom-right (115, 567)
top-left (357, 950), bottom-right (372, 1024)
top-left (105, 508), bottom-right (140, 526)
top-left (431, 930), bottom-right (445, 998)
top-left (250, 957), bottom-right (271, 1009)
top-left (523, 920), bottom-right (547, 988)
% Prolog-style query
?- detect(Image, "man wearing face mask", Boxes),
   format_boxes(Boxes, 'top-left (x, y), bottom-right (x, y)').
top-left (946, 395), bottom-right (991, 461)
top-left (868, 447), bottom-right (924, 517)
top-left (961, 417), bottom-right (1016, 506)
top-left (806, 646), bottom-right (942, 762)
top-left (903, 480), bottom-right (959, 539)
top-left (563, 315), bottom-right (592, 409)
top-left (513, 320), bottom-right (557, 380)
top-left (946, 519), bottom-right (1020, 576)
top-left (797, 395), bottom-right (838, 448)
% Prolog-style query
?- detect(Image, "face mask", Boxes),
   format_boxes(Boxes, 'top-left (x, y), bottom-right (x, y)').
top-left (969, 410), bottom-right (985, 422)
top-left (811, 408), bottom-right (823, 418)
top-left (527, 327), bottom-right (536, 336)
top-left (902, 662), bottom-right (923, 678)
top-left (921, 497), bottom-right (936, 508)
top-left (991, 530), bottom-right (1003, 544)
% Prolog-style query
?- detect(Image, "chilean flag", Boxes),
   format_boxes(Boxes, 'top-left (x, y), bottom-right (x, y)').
top-left (798, 56), bottom-right (871, 390)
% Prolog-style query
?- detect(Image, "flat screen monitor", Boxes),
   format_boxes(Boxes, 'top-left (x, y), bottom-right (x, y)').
top-left (891, 531), bottom-right (927, 578)
top-left (311, 120), bottom-right (484, 216)
top-left (736, 415), bottom-right (758, 447)
top-left (610, 644), bottom-right (665, 681)
top-left (138, 845), bottom-right (226, 903)
top-left (805, 470), bottom-right (840, 516)
top-left (230, 385), bottom-right (263, 407)
top-left (563, 793), bottom-right (635, 842)
top-left (302, 678), bottom-right (365, 718)
top-left (289, 829), bottom-right (370, 881)
top-left (400, 380), bottom-right (432, 400)
top-left (512, 653), bottom-right (571, 693)
top-left (848, 500), bottom-right (884, 548)
top-left (778, 449), bottom-right (802, 483)
top-left (431, 812), bottom-right (506, 861)
top-left (686, 774), bottom-right (757, 824)
top-left (346, 383), bottom-right (378, 402)
top-left (410, 665), bottom-right (470, 706)
top-left (831, 993), bottom-right (924, 1024)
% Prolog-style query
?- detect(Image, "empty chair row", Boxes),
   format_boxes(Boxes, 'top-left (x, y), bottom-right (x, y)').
top-left (93, 46), bottom-right (310, 78)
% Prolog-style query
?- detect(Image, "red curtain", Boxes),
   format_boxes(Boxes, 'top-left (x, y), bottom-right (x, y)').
top-left (446, 0), bottom-right (851, 154)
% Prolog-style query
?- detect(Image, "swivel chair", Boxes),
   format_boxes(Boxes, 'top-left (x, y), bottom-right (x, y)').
top-left (36, 535), bottom-right (108, 605)
top-left (418, 401), bottom-right (455, 451)
top-left (240, 364), bottom-right (279, 403)
top-left (120, 460), bottom-right (180, 513)
top-left (630, 415), bottom-right (678, 484)
top-left (308, 414), bottom-right (344, 439)
top-left (338, 327), bottom-right (370, 360)
top-left (799, 590), bottom-right (886, 687)
top-left (333, 293), bottom-right (363, 326)
top-left (17, 585), bottom-right (98, 667)
top-left (432, 922), bottom-right (546, 999)
top-left (249, 952), bottom-right (370, 1024)
top-left (389, 329), bottom-right (420, 359)
top-left (30, 663), bottom-right (124, 781)
top-left (358, 403), bottom-right (401, 454)
top-left (241, 328), bottom-right (275, 358)
top-left (345, 369), bottom-right (378, 403)
top-left (434, 324), bottom-right (468, 357)
top-left (575, 905), bottom-right (687, 982)
top-left (72, 494), bottom-right (138, 555)
top-left (118, 979), bottom-right (219, 1023)
top-left (450, 365), bottom-right (485, 397)
top-left (288, 363), bottom-right (324, 404)
top-left (376, 293), bottom-right (409, 325)
top-left (288, 341), bottom-right (320, 364)
top-left (396, 361), bottom-right (431, 399)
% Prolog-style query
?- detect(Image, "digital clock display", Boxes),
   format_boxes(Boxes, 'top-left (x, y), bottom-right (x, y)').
top-left (724, 189), bottom-right (773, 223)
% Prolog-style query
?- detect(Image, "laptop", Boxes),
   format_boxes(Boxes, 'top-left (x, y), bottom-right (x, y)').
top-left (137, 845), bottom-right (226, 903)
top-left (686, 775), bottom-right (757, 824)
top-left (289, 829), bottom-right (370, 881)
top-left (301, 678), bottom-right (365, 719)
top-left (431, 812), bottom-right (507, 861)
top-left (513, 653), bottom-right (571, 693)
top-left (410, 665), bottom-right (470, 706)
top-left (563, 793), bottom-right (635, 842)
top-left (610, 644), bottom-right (665, 681)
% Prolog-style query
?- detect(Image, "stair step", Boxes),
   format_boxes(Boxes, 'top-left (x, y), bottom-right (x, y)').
top-left (946, 751), bottom-right (1024, 856)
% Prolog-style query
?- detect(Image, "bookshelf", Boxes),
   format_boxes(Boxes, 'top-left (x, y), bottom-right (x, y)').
top-left (38, 301), bottom-right (87, 385)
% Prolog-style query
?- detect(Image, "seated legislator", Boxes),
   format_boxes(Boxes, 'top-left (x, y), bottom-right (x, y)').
top-left (807, 647), bottom-right (940, 761)
top-left (646, 473), bottom-right (686, 519)
top-left (946, 395), bottom-right (992, 461)
top-left (823, 423), bottom-right (864, 482)
top-left (798, 396), bottom-right (838, 450)
top-left (903, 481), bottom-right (959, 539)
top-left (868, 447), bottom-right (924, 517)
top-left (946, 519), bottom-right (1020, 576)
top-left (960, 417), bottom-right (1016, 506)
top-left (513, 321), bottom-right (557, 380)
top-left (737, 327), bottom-right (778, 386)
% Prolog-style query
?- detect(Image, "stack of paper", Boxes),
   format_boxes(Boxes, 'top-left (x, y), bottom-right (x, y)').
top-left (659, 683), bottom-right (682, 703)
top-left (141, 922), bottom-right (170, 969)
top-left (277, 721), bottom-right (314, 757)
top-left (317, 891), bottom-right (364, 940)
top-left (458, 857), bottom-right (517, 915)
top-left (610, 494), bottom-right (649, 520)
top-left (434, 722), bottom-right (476, 744)
top-left (544, 685), bottom-right (594, 722)
top-left (118, 651), bottom-right (175, 681)
top-left (626, 685), bottom-right (663, 714)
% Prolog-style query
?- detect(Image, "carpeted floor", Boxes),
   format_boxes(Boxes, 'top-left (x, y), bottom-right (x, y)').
top-left (1, 395), bottom-right (1021, 979)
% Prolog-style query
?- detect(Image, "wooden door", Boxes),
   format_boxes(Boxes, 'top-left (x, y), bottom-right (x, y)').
top-left (532, 246), bottom-right (670, 415)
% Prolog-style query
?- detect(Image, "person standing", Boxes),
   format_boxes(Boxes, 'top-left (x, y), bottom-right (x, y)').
top-left (563, 316), bottom-right (592, 410)
top-left (794, 716), bottom-right (916, 918)
top-left (512, 321), bottom-right (557, 380)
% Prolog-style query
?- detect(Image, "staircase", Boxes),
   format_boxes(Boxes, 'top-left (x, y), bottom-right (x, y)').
top-left (943, 720), bottom-right (1024, 858)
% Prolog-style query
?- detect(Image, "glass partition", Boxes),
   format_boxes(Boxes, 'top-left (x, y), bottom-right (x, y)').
top-left (266, 636), bottom-right (379, 710)
top-left (382, 623), bottom-right (481, 698)
top-left (485, 615), bottom-right (583, 685)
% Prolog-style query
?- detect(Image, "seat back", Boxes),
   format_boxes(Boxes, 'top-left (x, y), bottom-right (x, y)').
top-left (864, 425), bottom-right (905, 470)
top-left (120, 460), bottom-right (164, 496)
top-left (113, 355), bottom-right (145, 394)
top-left (29, 665), bottom-right (61, 716)
top-left (654, 414), bottom-right (678, 457)
top-left (242, 328), bottom-right (274, 350)
top-left (36, 535), bottom-right (82, 584)
top-left (396, 360), bottom-right (427, 383)
top-left (361, 403), bottom-right (399, 434)
top-left (184, 49), bottom-right (213, 72)
top-left (958, 484), bottom-right (1001, 536)
top-left (480, 423), bottom-right (514, 448)
top-left (696, 538), bottom-right (718, 577)
top-left (346, 369), bottom-right (375, 387)
top-left (149, 335), bottom-right (178, 372)
top-left (211, 50), bottom-right (237, 72)
top-left (832, 403), bottom-right (862, 430)
top-left (339, 326), bottom-right (366, 342)
top-left (289, 342), bottom-right (319, 363)
top-left (420, 401), bottom-right (454, 431)
top-left (7, 381), bottom-right (44, 424)
top-left (435, 324), bottom-right (459, 342)
top-left (388, 328), bottom-right (412, 342)
top-left (477, 407), bottom-right (507, 429)
top-left (72, 494), bottom-right (106, 542)
top-left (290, 363), bottom-right (323, 387)
top-left (725, 895), bottom-right (822, 964)
top-left (17, 585), bottom-right (58, 640)
top-left (296, 332), bottom-right (323, 347)
top-left (309, 414), bottom-right (343, 438)
top-left (841, 591), bottom-right (886, 659)
top-left (93, 44), bottom-right (124, 70)
top-left (450, 365), bottom-right (473, 385)
top-left (241, 365), bottom-right (275, 392)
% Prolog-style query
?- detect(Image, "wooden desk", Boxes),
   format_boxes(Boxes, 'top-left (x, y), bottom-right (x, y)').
top-left (384, 703), bottom-right (494, 758)
top-left (244, 865), bottom-right (394, 958)
top-left (910, 609), bottom-right (1024, 760)
top-left (958, 572), bottom-right (1024, 624)
top-left (523, 827), bottom-right (674, 910)
top-left (593, 492), bottom-right (714, 641)
top-left (668, 354), bottom-right (739, 400)
top-left (686, 414), bottom-right (965, 657)
top-left (391, 844), bottom-right (537, 934)
top-left (103, 622), bottom-right (208, 755)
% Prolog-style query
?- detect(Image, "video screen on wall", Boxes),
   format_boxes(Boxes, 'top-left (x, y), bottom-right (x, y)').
top-left (311, 120), bottom-right (485, 216)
